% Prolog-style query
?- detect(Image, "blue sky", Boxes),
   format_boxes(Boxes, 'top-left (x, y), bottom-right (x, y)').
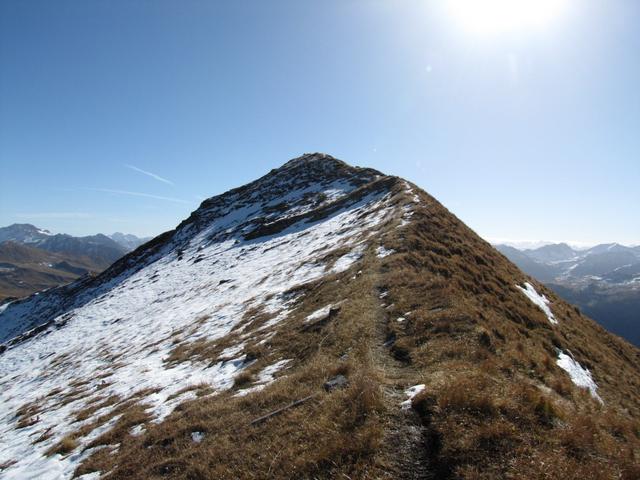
top-left (1, 1), bottom-right (638, 244)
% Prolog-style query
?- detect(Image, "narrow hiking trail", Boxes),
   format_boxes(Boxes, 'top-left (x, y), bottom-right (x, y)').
top-left (371, 280), bottom-right (434, 480)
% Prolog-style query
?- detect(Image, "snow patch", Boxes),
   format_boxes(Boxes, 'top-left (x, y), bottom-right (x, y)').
top-left (376, 246), bottom-right (395, 258)
top-left (331, 244), bottom-right (365, 273)
top-left (219, 343), bottom-right (245, 359)
top-left (305, 304), bottom-right (335, 323)
top-left (516, 282), bottom-right (557, 325)
top-left (401, 384), bottom-right (425, 409)
top-left (556, 351), bottom-right (602, 403)
top-left (235, 359), bottom-right (291, 397)
top-left (257, 359), bottom-right (291, 383)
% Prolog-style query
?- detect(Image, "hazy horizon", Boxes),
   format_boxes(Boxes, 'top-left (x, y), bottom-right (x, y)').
top-left (2, 204), bottom-right (638, 250)
top-left (1, 1), bottom-right (638, 244)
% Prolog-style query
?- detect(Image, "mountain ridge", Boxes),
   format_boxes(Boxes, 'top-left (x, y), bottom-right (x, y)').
top-left (0, 154), bottom-right (638, 479)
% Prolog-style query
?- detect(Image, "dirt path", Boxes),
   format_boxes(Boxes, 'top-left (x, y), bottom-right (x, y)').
top-left (372, 286), bottom-right (433, 480)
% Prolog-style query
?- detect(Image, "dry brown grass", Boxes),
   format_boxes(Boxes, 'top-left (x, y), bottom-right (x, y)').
top-left (14, 399), bottom-right (43, 430)
top-left (232, 370), bottom-right (254, 388)
top-left (437, 375), bottom-right (498, 418)
top-left (33, 427), bottom-right (55, 444)
top-left (73, 252), bottom-right (390, 479)
top-left (61, 174), bottom-right (640, 479)
top-left (15, 415), bottom-right (39, 429)
top-left (45, 435), bottom-right (78, 456)
top-left (73, 395), bottom-right (120, 422)
top-left (377, 184), bottom-right (640, 479)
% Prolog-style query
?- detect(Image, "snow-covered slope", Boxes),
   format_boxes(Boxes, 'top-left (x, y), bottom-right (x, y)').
top-left (0, 154), bottom-right (397, 478)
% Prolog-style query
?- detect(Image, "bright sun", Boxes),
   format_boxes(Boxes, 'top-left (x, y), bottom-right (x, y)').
top-left (447, 0), bottom-right (570, 34)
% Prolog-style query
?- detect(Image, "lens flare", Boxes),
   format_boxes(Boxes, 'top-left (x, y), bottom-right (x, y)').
top-left (447, 0), bottom-right (570, 34)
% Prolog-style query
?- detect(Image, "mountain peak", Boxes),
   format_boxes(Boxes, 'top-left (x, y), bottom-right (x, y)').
top-left (0, 223), bottom-right (52, 244)
top-left (280, 152), bottom-right (345, 169)
top-left (262, 153), bottom-right (381, 187)
top-left (188, 154), bottom-right (386, 242)
top-left (0, 156), bottom-right (638, 479)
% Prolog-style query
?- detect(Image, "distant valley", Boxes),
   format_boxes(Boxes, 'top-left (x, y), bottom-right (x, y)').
top-left (495, 242), bottom-right (640, 346)
top-left (0, 224), bottom-right (150, 301)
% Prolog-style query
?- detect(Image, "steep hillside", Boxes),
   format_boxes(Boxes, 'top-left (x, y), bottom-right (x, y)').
top-left (496, 243), bottom-right (640, 346)
top-left (0, 154), bottom-right (638, 480)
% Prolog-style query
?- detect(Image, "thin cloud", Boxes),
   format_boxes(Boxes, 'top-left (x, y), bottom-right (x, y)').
top-left (14, 212), bottom-right (93, 219)
top-left (89, 188), bottom-right (190, 204)
top-left (125, 164), bottom-right (174, 185)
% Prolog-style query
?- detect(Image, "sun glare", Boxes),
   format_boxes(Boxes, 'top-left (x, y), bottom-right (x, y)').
top-left (447, 0), bottom-right (570, 34)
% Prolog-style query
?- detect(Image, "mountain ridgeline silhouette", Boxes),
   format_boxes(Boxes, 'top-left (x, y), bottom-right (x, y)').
top-left (0, 154), bottom-right (638, 479)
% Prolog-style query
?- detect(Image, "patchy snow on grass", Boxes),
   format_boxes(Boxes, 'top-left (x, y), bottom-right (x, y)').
top-left (331, 244), bottom-right (366, 273)
top-left (219, 342), bottom-right (246, 359)
top-left (401, 384), bottom-right (425, 409)
top-left (305, 305), bottom-right (334, 323)
top-left (190, 431), bottom-right (205, 443)
top-left (0, 180), bottom-right (395, 478)
top-left (235, 359), bottom-right (292, 397)
top-left (556, 351), bottom-right (603, 403)
top-left (376, 246), bottom-right (395, 258)
top-left (257, 359), bottom-right (291, 383)
top-left (129, 425), bottom-right (145, 437)
top-left (397, 203), bottom-right (415, 229)
top-left (516, 282), bottom-right (557, 325)
top-left (402, 181), bottom-right (420, 204)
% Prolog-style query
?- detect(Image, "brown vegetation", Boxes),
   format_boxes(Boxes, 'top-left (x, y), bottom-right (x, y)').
top-left (64, 172), bottom-right (640, 478)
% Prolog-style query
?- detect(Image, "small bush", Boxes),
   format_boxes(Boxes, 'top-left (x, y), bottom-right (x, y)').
top-left (233, 370), bottom-right (254, 388)
top-left (46, 435), bottom-right (78, 456)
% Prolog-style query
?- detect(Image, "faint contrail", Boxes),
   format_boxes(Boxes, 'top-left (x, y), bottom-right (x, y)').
top-left (125, 164), bottom-right (174, 185)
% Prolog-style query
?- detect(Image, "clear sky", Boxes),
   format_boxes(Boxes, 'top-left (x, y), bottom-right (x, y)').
top-left (1, 1), bottom-right (638, 244)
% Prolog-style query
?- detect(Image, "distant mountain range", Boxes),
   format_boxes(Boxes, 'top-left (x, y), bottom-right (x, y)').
top-left (495, 242), bottom-right (640, 346)
top-left (0, 224), bottom-right (150, 301)
top-left (109, 231), bottom-right (151, 251)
